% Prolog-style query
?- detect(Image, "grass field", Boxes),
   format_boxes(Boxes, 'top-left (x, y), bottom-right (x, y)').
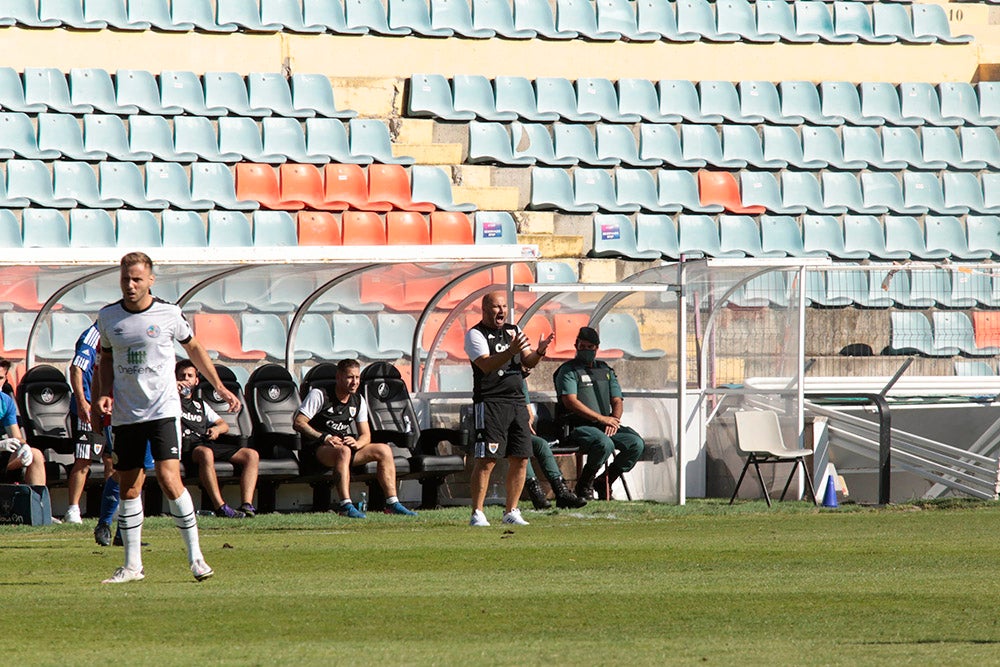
top-left (5, 499), bottom-right (1000, 666)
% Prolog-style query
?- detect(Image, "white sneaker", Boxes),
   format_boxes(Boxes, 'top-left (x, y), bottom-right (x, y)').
top-left (191, 558), bottom-right (214, 582)
top-left (469, 509), bottom-right (490, 527)
top-left (502, 508), bottom-right (530, 526)
top-left (102, 566), bottom-right (145, 584)
top-left (64, 506), bottom-right (82, 524)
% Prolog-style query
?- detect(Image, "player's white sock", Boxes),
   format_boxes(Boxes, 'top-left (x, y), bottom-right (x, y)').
top-left (168, 490), bottom-right (204, 563)
top-left (119, 496), bottom-right (143, 571)
top-left (386, 496), bottom-right (399, 505)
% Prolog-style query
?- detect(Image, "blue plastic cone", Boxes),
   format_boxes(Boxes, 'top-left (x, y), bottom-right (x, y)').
top-left (822, 475), bottom-right (838, 508)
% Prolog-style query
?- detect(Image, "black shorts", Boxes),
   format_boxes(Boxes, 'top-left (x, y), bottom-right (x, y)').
top-left (300, 438), bottom-right (358, 472)
top-left (472, 401), bottom-right (532, 459)
top-left (111, 417), bottom-right (181, 471)
top-left (183, 441), bottom-right (245, 468)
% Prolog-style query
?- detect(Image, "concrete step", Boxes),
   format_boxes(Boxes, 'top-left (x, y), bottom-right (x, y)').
top-left (393, 143), bottom-right (463, 164)
top-left (520, 233), bottom-right (584, 258)
top-left (452, 185), bottom-right (520, 210)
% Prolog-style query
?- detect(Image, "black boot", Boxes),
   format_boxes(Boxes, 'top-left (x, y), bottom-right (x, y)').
top-left (552, 477), bottom-right (587, 509)
top-left (594, 471), bottom-right (620, 500)
top-left (575, 473), bottom-right (596, 501)
top-left (525, 478), bottom-right (551, 510)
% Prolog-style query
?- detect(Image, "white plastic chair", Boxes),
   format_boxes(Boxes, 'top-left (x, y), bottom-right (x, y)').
top-left (729, 410), bottom-right (817, 506)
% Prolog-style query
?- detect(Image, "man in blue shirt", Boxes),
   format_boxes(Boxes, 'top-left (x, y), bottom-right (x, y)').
top-left (65, 323), bottom-right (101, 525)
top-left (0, 360), bottom-right (44, 486)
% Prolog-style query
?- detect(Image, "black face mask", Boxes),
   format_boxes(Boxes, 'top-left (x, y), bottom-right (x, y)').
top-left (575, 349), bottom-right (597, 364)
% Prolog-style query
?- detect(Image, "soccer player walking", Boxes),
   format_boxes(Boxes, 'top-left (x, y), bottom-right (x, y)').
top-left (96, 252), bottom-right (241, 584)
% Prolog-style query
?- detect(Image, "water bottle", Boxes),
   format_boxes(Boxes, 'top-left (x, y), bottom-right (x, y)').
top-left (357, 491), bottom-right (367, 512)
top-left (402, 415), bottom-right (412, 433)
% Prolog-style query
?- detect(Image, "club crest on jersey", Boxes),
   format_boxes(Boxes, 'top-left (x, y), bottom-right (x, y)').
top-left (145, 324), bottom-right (160, 338)
top-left (349, 406), bottom-right (357, 418)
top-left (488, 442), bottom-right (499, 454)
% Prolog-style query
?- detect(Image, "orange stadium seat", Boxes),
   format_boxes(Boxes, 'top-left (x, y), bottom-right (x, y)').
top-left (323, 163), bottom-right (391, 211)
top-left (698, 170), bottom-right (766, 215)
top-left (973, 311), bottom-right (1000, 349)
top-left (297, 211), bottom-right (342, 245)
top-left (279, 163), bottom-right (344, 210)
top-left (341, 211), bottom-right (387, 245)
top-left (193, 313), bottom-right (266, 361)
top-left (430, 211), bottom-right (474, 244)
top-left (386, 211), bottom-right (431, 245)
top-left (235, 163), bottom-right (305, 210)
top-left (367, 164), bottom-right (435, 212)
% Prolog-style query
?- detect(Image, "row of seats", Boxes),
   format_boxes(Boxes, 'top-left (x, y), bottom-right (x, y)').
top-left (0, 113), bottom-right (407, 165)
top-left (590, 212), bottom-right (1000, 261)
top-left (529, 167), bottom-right (1000, 217)
top-left (890, 310), bottom-right (1000, 357)
top-left (411, 76), bottom-right (998, 127)
top-left (0, 67), bottom-right (352, 119)
top-left (469, 122), bottom-right (1000, 171)
top-left (954, 360), bottom-right (1000, 376)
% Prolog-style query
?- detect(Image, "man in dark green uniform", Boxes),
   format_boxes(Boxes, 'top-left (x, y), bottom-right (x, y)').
top-left (554, 326), bottom-right (644, 500)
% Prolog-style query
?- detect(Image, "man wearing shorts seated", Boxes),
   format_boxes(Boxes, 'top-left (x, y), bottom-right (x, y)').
top-left (176, 359), bottom-right (259, 519)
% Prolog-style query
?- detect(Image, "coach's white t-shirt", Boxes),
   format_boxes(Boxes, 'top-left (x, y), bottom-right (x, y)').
top-left (98, 297), bottom-right (192, 426)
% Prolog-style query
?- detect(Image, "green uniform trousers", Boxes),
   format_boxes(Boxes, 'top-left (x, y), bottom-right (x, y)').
top-left (566, 425), bottom-right (645, 479)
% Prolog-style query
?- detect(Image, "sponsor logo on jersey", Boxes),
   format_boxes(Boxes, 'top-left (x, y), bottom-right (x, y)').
top-left (127, 348), bottom-right (147, 365)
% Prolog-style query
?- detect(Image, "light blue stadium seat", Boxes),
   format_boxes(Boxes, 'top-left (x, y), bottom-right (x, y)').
top-left (802, 214), bottom-right (867, 258)
top-left (860, 82), bottom-right (923, 126)
top-left (861, 171), bottom-right (926, 215)
top-left (203, 71), bottom-right (270, 117)
top-left (760, 126), bottom-right (823, 169)
top-left (6, 0), bottom-right (63, 27)
top-left (717, 0), bottom-right (780, 42)
top-left (262, 117), bottom-right (329, 164)
top-left (904, 172), bottom-right (967, 215)
top-left (681, 124), bottom-right (745, 168)
top-left (207, 210), bottom-right (253, 246)
top-left (83, 114), bottom-right (152, 161)
top-left (634, 0), bottom-right (699, 41)
top-left (529, 167), bottom-right (599, 212)
top-left (898, 82), bottom-right (963, 127)
top-left (599, 312), bottom-right (665, 358)
top-left (700, 80), bottom-right (764, 124)
top-left (678, 214), bottom-right (744, 258)
top-left (595, 124), bottom-right (659, 167)
top-left (880, 126), bottom-right (941, 169)
top-left (574, 168), bottom-right (638, 213)
top-left (514, 123), bottom-right (576, 166)
top-left (248, 72), bottom-right (315, 118)
top-left (984, 173), bottom-right (1000, 211)
top-left (805, 269), bottom-right (850, 308)
top-left (925, 215), bottom-right (991, 260)
top-left (800, 125), bottom-right (864, 169)
top-left (934, 311), bottom-right (994, 356)
top-left (474, 211), bottom-right (518, 244)
top-left (332, 313), bottom-right (399, 360)
top-left (305, 117), bottom-right (369, 164)
top-left (304, 0), bottom-right (367, 33)
top-left (292, 74), bottom-right (354, 118)
top-left (782, 171), bottom-right (846, 215)
top-left (823, 171), bottom-right (885, 215)
top-left (920, 127), bottom-right (982, 171)
top-left (410, 165), bottom-right (476, 212)
top-left (22, 209), bottom-right (70, 248)
top-left (757, 0), bottom-right (817, 42)
top-left (294, 313), bottom-right (339, 361)
top-left (69, 68), bottom-right (138, 115)
top-left (452, 75), bottom-right (516, 121)
top-left (513, 0), bottom-right (578, 38)
top-left (796, 0), bottom-right (857, 42)
top-left (535, 260), bottom-right (578, 286)
top-left (348, 118), bottom-right (414, 165)
top-left (146, 162), bottom-right (214, 210)
top-left (172, 0), bottom-right (239, 31)
top-left (494, 76), bottom-right (559, 121)
top-left (634, 213), bottom-right (680, 259)
top-left (760, 214), bottom-right (826, 257)
top-left (676, 0), bottom-right (739, 41)
top-left (911, 3), bottom-right (971, 43)
top-left (173, 116), bottom-right (242, 163)
top-left (218, 117), bottom-right (286, 164)
top-left (234, 273), bottom-right (308, 313)
top-left (847, 267), bottom-right (894, 308)
top-left (129, 115), bottom-right (199, 162)
top-left (261, 0), bottom-right (327, 32)
top-left (161, 210), bottom-right (209, 247)
top-left (843, 214), bottom-right (907, 260)
top-left (0, 69), bottom-right (44, 117)
top-left (0, 210), bottom-right (22, 249)
top-left (730, 272), bottom-right (792, 308)
top-left (617, 79), bottom-right (678, 123)
top-left (840, 126), bottom-right (905, 170)
top-left (100, 162), bottom-right (169, 209)
top-left (820, 81), bottom-right (882, 126)
top-left (889, 311), bottom-right (942, 356)
top-left (468, 121), bottom-right (535, 166)
top-left (160, 70), bottom-right (226, 117)
top-left (910, 269), bottom-right (977, 309)
top-left (409, 74), bottom-right (473, 120)
top-left (215, 0), bottom-right (282, 31)
top-left (834, 1), bottom-right (896, 43)
top-left (939, 82), bottom-right (997, 127)
top-left (554, 124), bottom-right (618, 167)
top-left (45, 313), bottom-right (97, 360)
top-left (431, 0), bottom-right (495, 36)
top-left (116, 69), bottom-right (183, 115)
top-left (241, 314), bottom-right (299, 362)
top-left (253, 211), bottom-right (299, 246)
top-left (876, 268), bottom-right (929, 309)
top-left (659, 80), bottom-right (722, 123)
top-left (719, 214), bottom-right (783, 257)
top-left (69, 209), bottom-right (116, 248)
top-left (438, 364), bottom-right (473, 392)
top-left (0, 113), bottom-right (59, 161)
top-left (883, 215), bottom-right (945, 259)
top-left (577, 78), bottom-right (640, 123)
top-left (556, 0), bottom-right (619, 39)
top-left (53, 161), bottom-right (124, 208)
top-left (943, 172), bottom-right (1000, 215)
top-left (740, 171), bottom-right (805, 214)
top-left (128, 0), bottom-right (194, 30)
top-left (472, 0), bottom-right (536, 37)
top-left (596, 0), bottom-right (660, 40)
top-left (344, 0), bottom-right (411, 33)
top-left (872, 3), bottom-right (933, 44)
top-left (615, 169), bottom-right (671, 212)
top-left (84, 0), bottom-right (150, 30)
top-left (590, 214), bottom-right (661, 259)
top-left (40, 0), bottom-right (112, 28)
top-left (638, 124), bottom-right (705, 168)
top-left (777, 80), bottom-right (842, 125)
top-left (7, 160), bottom-right (74, 208)
top-left (739, 81), bottom-right (797, 125)
top-left (955, 360), bottom-right (996, 377)
top-left (659, 169), bottom-right (722, 212)
top-left (535, 77), bottom-right (600, 122)
top-left (967, 215), bottom-right (1000, 257)
top-left (960, 127), bottom-right (1000, 169)
top-left (116, 210), bottom-right (162, 247)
